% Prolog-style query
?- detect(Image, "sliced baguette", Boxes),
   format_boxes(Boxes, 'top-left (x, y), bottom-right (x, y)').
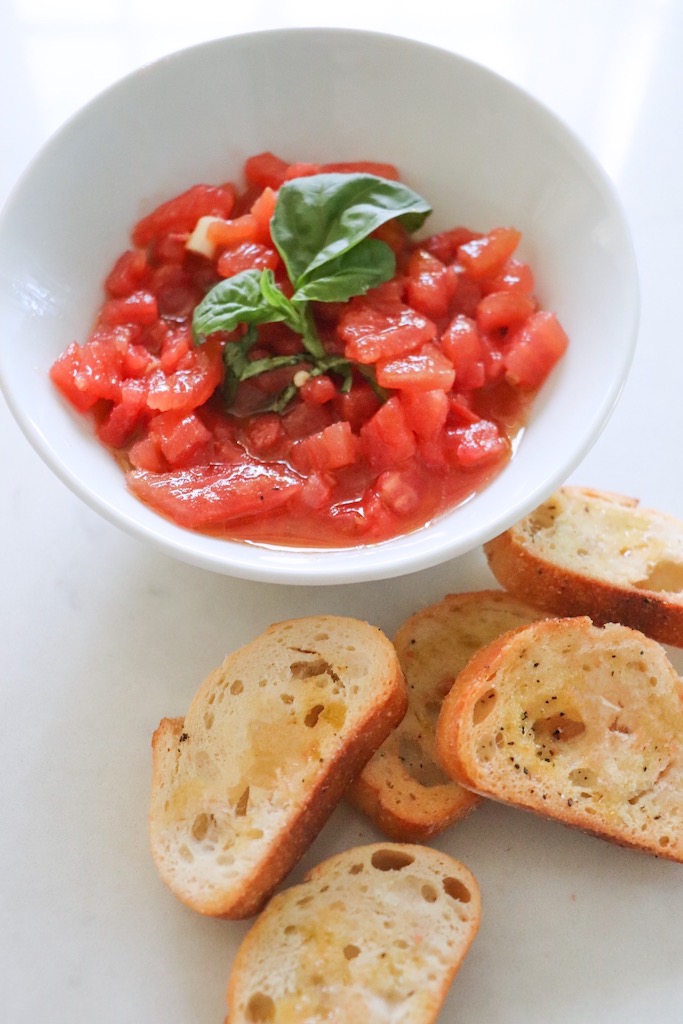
top-left (436, 616), bottom-right (683, 861)
top-left (149, 616), bottom-right (408, 919)
top-left (347, 590), bottom-right (545, 841)
top-left (484, 485), bottom-right (683, 646)
top-left (226, 842), bottom-right (481, 1023)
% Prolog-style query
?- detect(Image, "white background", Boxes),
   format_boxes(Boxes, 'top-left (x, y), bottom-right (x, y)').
top-left (1, 2), bottom-right (682, 1022)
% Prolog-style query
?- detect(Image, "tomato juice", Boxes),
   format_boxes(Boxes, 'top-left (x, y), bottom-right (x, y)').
top-left (49, 152), bottom-right (568, 548)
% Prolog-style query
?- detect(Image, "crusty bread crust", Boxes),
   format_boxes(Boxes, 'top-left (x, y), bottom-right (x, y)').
top-left (149, 616), bottom-right (408, 919)
top-left (226, 842), bottom-right (481, 1023)
top-left (347, 591), bottom-right (545, 841)
top-left (484, 486), bottom-right (683, 646)
top-left (436, 616), bottom-right (683, 861)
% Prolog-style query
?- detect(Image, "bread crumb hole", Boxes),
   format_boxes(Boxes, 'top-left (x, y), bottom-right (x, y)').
top-left (421, 883), bottom-right (438, 903)
top-left (527, 502), bottom-right (558, 533)
top-left (568, 767), bottom-right (598, 788)
top-left (634, 559), bottom-right (683, 593)
top-left (230, 680), bottom-right (243, 695)
top-left (291, 658), bottom-right (329, 680)
top-left (532, 713), bottom-right (585, 757)
top-left (349, 863), bottom-right (364, 875)
top-left (472, 687), bottom-right (498, 724)
top-left (343, 944), bottom-right (360, 960)
top-left (304, 704), bottom-right (325, 727)
top-left (371, 849), bottom-right (415, 871)
top-left (284, 925), bottom-right (297, 936)
top-left (246, 992), bottom-right (275, 1022)
top-left (443, 877), bottom-right (471, 903)
top-left (179, 844), bottom-right (193, 863)
top-left (280, 693), bottom-right (294, 704)
top-left (234, 787), bottom-right (250, 817)
top-left (192, 813), bottom-right (209, 841)
top-left (204, 710), bottom-right (214, 730)
top-left (660, 835), bottom-right (671, 847)
top-left (314, 633), bottom-right (329, 641)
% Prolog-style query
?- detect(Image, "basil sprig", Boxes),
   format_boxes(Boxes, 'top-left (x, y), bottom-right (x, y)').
top-left (192, 172), bottom-right (432, 409)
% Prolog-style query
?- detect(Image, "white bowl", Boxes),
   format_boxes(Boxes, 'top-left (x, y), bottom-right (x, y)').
top-left (0, 28), bottom-right (638, 585)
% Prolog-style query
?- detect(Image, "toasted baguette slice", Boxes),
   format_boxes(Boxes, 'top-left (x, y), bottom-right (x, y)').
top-left (149, 616), bottom-right (408, 919)
top-left (226, 842), bottom-right (481, 1023)
top-left (485, 486), bottom-right (683, 646)
top-left (436, 616), bottom-right (683, 861)
top-left (347, 591), bottom-right (545, 841)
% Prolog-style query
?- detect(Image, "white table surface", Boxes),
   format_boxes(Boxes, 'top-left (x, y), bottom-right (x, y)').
top-left (2, 2), bottom-right (682, 1022)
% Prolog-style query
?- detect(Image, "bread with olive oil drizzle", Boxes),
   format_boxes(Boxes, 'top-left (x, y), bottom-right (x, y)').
top-left (436, 616), bottom-right (683, 861)
top-left (347, 590), bottom-right (545, 841)
top-left (149, 615), bottom-right (408, 918)
top-left (484, 486), bottom-right (683, 646)
top-left (226, 842), bottom-right (481, 1023)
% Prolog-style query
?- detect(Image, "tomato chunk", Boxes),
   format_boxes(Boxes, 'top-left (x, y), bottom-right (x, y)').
top-left (376, 344), bottom-right (455, 392)
top-left (504, 311), bottom-right (569, 390)
top-left (127, 461), bottom-right (303, 527)
top-left (132, 184), bottom-right (235, 247)
top-left (338, 298), bottom-right (436, 364)
top-left (458, 227), bottom-right (522, 280)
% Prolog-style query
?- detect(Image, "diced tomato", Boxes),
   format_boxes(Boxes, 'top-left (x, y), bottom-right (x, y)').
top-left (422, 227), bottom-right (482, 263)
top-left (145, 337), bottom-right (223, 413)
top-left (446, 265), bottom-right (483, 317)
top-left (126, 461), bottom-right (303, 527)
top-left (441, 314), bottom-right (486, 391)
top-left (159, 326), bottom-right (192, 373)
top-left (360, 396), bottom-right (416, 470)
top-left (242, 413), bottom-right (286, 455)
top-left (476, 291), bottom-right (537, 333)
top-left (338, 297), bottom-right (436, 364)
top-left (105, 249), bottom-right (150, 297)
top-left (149, 231), bottom-right (189, 266)
top-left (333, 381), bottom-right (382, 431)
top-left (148, 264), bottom-right (203, 320)
top-left (375, 463), bottom-right (422, 516)
top-left (249, 186), bottom-right (278, 241)
top-left (99, 290), bottom-right (158, 327)
top-left (299, 374), bottom-right (337, 406)
top-left (207, 214), bottom-right (263, 250)
top-left (96, 381), bottom-right (148, 448)
top-left (294, 420), bottom-right (359, 473)
top-left (296, 471), bottom-right (335, 510)
top-left (504, 311), bottom-right (569, 390)
top-left (321, 161), bottom-right (400, 180)
top-left (244, 152), bottom-right (291, 190)
top-left (376, 343), bottom-right (455, 392)
top-left (49, 340), bottom-right (124, 410)
top-left (453, 420), bottom-right (509, 467)
top-left (128, 433), bottom-right (166, 473)
top-left (281, 399), bottom-right (333, 441)
top-left (400, 389), bottom-right (450, 441)
top-left (132, 184), bottom-right (235, 247)
top-left (404, 249), bottom-right (450, 321)
top-left (284, 162), bottom-right (323, 180)
top-left (457, 227), bottom-right (522, 280)
top-left (217, 241), bottom-right (279, 278)
top-left (148, 410), bottom-right (212, 467)
top-left (486, 257), bottom-right (535, 295)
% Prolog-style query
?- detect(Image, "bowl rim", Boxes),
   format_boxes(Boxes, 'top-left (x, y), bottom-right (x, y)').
top-left (0, 26), bottom-right (639, 585)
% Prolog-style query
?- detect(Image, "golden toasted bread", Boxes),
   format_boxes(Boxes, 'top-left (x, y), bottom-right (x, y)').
top-left (436, 616), bottom-right (683, 861)
top-left (149, 616), bottom-right (408, 918)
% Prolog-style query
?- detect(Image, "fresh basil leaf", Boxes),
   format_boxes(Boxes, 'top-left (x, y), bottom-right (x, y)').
top-left (271, 173), bottom-right (431, 288)
top-left (193, 269), bottom-right (287, 343)
top-left (258, 269), bottom-right (300, 325)
top-left (292, 237), bottom-right (396, 303)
